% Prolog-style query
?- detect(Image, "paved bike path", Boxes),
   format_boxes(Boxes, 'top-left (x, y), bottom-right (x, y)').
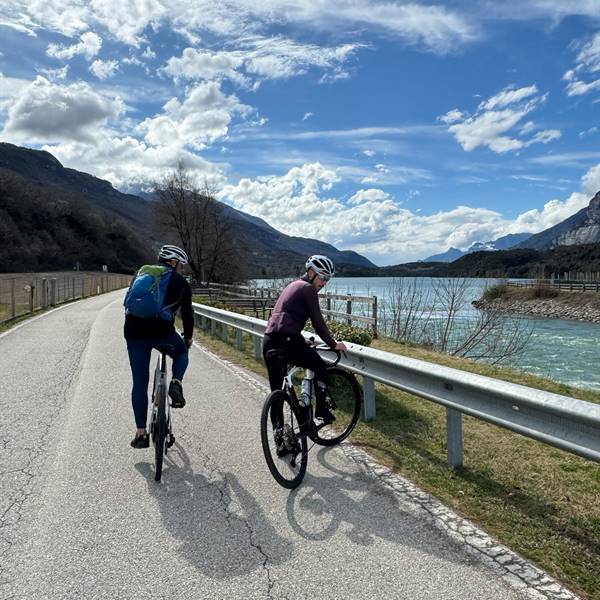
top-left (0, 291), bottom-right (558, 599)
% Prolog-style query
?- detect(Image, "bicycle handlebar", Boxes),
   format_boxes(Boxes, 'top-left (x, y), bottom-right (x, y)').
top-left (307, 336), bottom-right (342, 366)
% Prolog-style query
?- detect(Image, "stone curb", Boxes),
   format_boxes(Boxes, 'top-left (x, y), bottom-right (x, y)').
top-left (339, 443), bottom-right (582, 600)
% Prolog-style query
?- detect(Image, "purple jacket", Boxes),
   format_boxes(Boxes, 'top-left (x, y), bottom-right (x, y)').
top-left (265, 277), bottom-right (336, 348)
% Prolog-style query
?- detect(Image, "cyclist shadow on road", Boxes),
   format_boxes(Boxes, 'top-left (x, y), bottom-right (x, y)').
top-left (285, 445), bottom-right (469, 563)
top-left (135, 442), bottom-right (293, 578)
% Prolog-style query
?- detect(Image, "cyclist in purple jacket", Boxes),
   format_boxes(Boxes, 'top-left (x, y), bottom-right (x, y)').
top-left (263, 255), bottom-right (347, 424)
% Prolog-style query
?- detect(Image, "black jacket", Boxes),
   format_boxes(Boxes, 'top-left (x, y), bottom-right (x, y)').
top-left (124, 266), bottom-right (194, 340)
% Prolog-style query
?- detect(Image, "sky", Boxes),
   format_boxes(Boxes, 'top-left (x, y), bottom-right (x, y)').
top-left (1, 1), bottom-right (600, 266)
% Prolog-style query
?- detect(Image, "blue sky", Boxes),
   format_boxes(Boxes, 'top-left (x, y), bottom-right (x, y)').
top-left (1, 1), bottom-right (600, 265)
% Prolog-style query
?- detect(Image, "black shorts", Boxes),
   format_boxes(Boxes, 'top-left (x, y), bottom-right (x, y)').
top-left (262, 332), bottom-right (329, 392)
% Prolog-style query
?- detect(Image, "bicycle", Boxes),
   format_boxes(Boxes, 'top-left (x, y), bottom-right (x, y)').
top-left (149, 349), bottom-right (175, 481)
top-left (260, 343), bottom-right (362, 489)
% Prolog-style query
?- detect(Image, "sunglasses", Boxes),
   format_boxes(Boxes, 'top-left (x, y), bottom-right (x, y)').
top-left (318, 274), bottom-right (331, 282)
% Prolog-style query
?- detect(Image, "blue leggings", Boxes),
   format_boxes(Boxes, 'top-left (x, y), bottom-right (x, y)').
top-left (126, 332), bottom-right (189, 428)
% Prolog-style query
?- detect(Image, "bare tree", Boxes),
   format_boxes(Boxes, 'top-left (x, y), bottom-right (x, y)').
top-left (153, 164), bottom-right (248, 283)
top-left (383, 277), bottom-right (532, 364)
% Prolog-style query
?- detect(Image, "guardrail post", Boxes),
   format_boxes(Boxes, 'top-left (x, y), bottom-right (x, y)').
top-left (29, 281), bottom-right (34, 313)
top-left (211, 319), bottom-right (216, 336)
top-left (254, 335), bottom-right (262, 360)
top-left (446, 408), bottom-right (463, 468)
top-left (41, 278), bottom-right (48, 307)
top-left (362, 376), bottom-right (375, 421)
top-left (221, 324), bottom-right (228, 343)
top-left (236, 329), bottom-right (243, 350)
top-left (326, 296), bottom-right (331, 321)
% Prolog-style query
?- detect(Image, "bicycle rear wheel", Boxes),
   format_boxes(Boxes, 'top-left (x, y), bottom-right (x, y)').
top-left (314, 367), bottom-right (362, 446)
top-left (261, 390), bottom-right (308, 489)
top-left (154, 384), bottom-right (168, 481)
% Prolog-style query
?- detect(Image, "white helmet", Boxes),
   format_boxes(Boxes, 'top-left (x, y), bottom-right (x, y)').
top-left (305, 255), bottom-right (334, 279)
top-left (158, 244), bottom-right (188, 265)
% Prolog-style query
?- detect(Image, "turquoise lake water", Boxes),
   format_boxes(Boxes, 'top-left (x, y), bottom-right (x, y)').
top-left (257, 276), bottom-right (600, 392)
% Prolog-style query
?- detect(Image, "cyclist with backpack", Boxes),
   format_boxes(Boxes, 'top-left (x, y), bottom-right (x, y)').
top-left (263, 255), bottom-right (347, 425)
top-left (124, 245), bottom-right (194, 448)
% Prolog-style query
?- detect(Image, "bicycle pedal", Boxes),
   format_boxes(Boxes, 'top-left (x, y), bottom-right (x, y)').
top-left (167, 434), bottom-right (175, 448)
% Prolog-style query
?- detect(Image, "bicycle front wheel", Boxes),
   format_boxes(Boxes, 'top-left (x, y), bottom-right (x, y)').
top-left (261, 390), bottom-right (308, 489)
top-left (314, 367), bottom-right (362, 446)
top-left (154, 385), bottom-right (168, 481)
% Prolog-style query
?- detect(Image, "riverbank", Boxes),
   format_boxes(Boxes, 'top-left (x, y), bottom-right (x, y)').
top-left (474, 285), bottom-right (600, 323)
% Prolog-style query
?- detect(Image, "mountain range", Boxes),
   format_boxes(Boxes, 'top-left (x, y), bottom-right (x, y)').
top-left (424, 232), bottom-right (532, 262)
top-left (2, 142), bottom-right (600, 277)
top-left (0, 143), bottom-right (374, 276)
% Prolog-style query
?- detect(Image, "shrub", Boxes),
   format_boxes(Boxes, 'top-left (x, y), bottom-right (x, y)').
top-left (323, 320), bottom-right (373, 346)
top-left (527, 284), bottom-right (559, 299)
top-left (482, 283), bottom-right (509, 301)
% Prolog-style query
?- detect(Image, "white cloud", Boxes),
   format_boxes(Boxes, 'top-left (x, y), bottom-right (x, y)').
top-left (139, 81), bottom-right (252, 150)
top-left (582, 163), bottom-right (600, 196)
top-left (1, 76), bottom-right (124, 144)
top-left (565, 78), bottom-right (600, 96)
top-left (46, 31), bottom-right (102, 60)
top-left (439, 109), bottom-right (464, 124)
top-left (161, 37), bottom-right (362, 87)
top-left (218, 160), bottom-right (600, 264)
top-left (564, 32), bottom-right (600, 98)
top-left (0, 73), bottom-right (34, 109)
top-left (1, 1), bottom-right (477, 54)
top-left (302, 112), bottom-right (313, 121)
top-left (37, 65), bottom-right (69, 81)
top-left (440, 85), bottom-right (560, 153)
top-left (1, 1), bottom-right (90, 37)
top-left (579, 126), bottom-right (599, 138)
top-left (363, 149), bottom-right (376, 157)
top-left (89, 59), bottom-right (119, 80)
top-left (44, 135), bottom-right (225, 191)
top-left (478, 84), bottom-right (538, 110)
top-left (161, 48), bottom-right (246, 84)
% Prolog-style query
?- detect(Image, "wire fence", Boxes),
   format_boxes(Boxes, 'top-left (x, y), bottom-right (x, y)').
top-left (0, 272), bottom-right (132, 324)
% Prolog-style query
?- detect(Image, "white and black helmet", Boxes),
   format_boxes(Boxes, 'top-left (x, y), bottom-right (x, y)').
top-left (158, 244), bottom-right (188, 265)
top-left (305, 255), bottom-right (334, 279)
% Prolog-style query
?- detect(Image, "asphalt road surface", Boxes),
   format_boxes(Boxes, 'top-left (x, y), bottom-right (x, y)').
top-left (0, 290), bottom-right (550, 600)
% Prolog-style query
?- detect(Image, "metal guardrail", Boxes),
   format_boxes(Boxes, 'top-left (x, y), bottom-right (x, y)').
top-left (192, 302), bottom-right (600, 468)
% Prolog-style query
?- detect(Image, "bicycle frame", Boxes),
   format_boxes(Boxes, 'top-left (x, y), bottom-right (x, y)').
top-left (282, 366), bottom-right (318, 438)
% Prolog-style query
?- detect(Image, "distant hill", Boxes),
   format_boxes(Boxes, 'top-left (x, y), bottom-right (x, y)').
top-left (0, 143), bottom-right (376, 276)
top-left (516, 190), bottom-right (600, 250)
top-left (424, 232), bottom-right (531, 262)
top-left (367, 243), bottom-right (600, 279)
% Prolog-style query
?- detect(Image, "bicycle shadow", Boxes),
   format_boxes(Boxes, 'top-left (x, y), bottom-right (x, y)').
top-left (135, 442), bottom-right (293, 578)
top-left (285, 446), bottom-right (473, 562)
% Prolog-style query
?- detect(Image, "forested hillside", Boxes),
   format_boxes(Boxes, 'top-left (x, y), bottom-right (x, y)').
top-left (0, 169), bottom-right (152, 272)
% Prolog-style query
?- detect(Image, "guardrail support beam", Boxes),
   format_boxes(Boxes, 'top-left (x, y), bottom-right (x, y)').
top-left (236, 329), bottom-right (243, 350)
top-left (254, 335), bottom-right (262, 360)
top-left (446, 408), bottom-right (463, 469)
top-left (363, 376), bottom-right (375, 421)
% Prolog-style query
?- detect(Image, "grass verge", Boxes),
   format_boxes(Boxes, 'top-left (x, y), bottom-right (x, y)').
top-left (191, 320), bottom-right (600, 600)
